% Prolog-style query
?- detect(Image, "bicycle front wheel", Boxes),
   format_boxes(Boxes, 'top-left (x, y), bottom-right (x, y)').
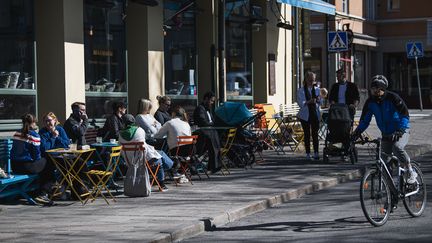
top-left (360, 167), bottom-right (391, 226)
top-left (403, 162), bottom-right (427, 217)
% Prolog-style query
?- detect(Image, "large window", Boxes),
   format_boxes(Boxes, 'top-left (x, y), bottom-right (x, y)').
top-left (164, 0), bottom-right (197, 115)
top-left (225, 0), bottom-right (253, 101)
top-left (354, 51), bottom-right (366, 89)
top-left (384, 52), bottom-right (432, 108)
top-left (84, 0), bottom-right (127, 119)
top-left (0, 0), bottom-right (36, 121)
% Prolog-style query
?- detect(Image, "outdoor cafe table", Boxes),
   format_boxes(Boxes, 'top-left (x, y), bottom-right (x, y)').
top-left (46, 148), bottom-right (95, 204)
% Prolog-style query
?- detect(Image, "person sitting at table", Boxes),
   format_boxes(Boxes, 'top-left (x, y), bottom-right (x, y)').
top-left (193, 91), bottom-right (221, 174)
top-left (154, 95), bottom-right (172, 125)
top-left (154, 105), bottom-right (191, 152)
top-left (64, 101), bottom-right (89, 148)
top-left (98, 101), bottom-right (127, 142)
top-left (11, 113), bottom-right (54, 205)
top-left (39, 112), bottom-right (70, 154)
top-left (119, 114), bottom-right (173, 191)
top-left (135, 99), bottom-right (165, 149)
top-left (39, 112), bottom-right (90, 200)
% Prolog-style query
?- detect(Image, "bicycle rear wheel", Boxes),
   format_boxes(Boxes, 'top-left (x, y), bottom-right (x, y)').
top-left (360, 168), bottom-right (391, 226)
top-left (403, 162), bottom-right (427, 217)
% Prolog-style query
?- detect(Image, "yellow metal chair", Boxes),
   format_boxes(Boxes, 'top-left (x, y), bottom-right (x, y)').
top-left (220, 128), bottom-right (237, 175)
top-left (85, 146), bottom-right (122, 204)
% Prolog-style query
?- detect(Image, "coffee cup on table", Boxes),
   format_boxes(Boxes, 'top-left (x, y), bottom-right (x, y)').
top-left (96, 137), bottom-right (103, 143)
top-left (110, 139), bottom-right (116, 144)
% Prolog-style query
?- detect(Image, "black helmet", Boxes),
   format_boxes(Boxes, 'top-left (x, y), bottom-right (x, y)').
top-left (371, 75), bottom-right (388, 90)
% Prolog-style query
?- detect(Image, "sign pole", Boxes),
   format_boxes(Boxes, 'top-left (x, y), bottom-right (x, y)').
top-left (415, 56), bottom-right (423, 111)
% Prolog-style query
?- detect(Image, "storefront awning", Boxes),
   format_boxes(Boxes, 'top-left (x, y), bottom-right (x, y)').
top-left (277, 0), bottom-right (336, 16)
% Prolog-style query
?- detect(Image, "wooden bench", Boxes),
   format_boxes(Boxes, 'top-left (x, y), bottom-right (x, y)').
top-left (0, 139), bottom-right (39, 205)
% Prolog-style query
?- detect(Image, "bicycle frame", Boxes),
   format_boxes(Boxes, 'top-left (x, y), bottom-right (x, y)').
top-left (371, 138), bottom-right (419, 199)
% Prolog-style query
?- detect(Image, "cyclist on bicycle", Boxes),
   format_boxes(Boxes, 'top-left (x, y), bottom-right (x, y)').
top-left (352, 75), bottom-right (417, 184)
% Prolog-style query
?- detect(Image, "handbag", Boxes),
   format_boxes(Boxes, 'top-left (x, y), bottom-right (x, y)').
top-left (124, 163), bottom-right (151, 197)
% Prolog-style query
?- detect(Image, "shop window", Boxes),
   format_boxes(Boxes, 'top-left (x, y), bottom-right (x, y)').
top-left (384, 52), bottom-right (432, 108)
top-left (84, 0), bottom-right (127, 119)
top-left (0, 0), bottom-right (36, 122)
top-left (354, 51), bottom-right (365, 89)
top-left (164, 0), bottom-right (197, 108)
top-left (304, 48), bottom-right (322, 86)
top-left (226, 0), bottom-right (253, 101)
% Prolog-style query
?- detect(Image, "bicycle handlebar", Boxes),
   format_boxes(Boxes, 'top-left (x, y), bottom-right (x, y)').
top-left (352, 135), bottom-right (380, 145)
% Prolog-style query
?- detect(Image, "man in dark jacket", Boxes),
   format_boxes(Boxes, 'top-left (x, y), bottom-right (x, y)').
top-left (99, 101), bottom-right (126, 141)
top-left (64, 101), bottom-right (89, 147)
top-left (329, 68), bottom-right (360, 120)
top-left (193, 91), bottom-right (221, 173)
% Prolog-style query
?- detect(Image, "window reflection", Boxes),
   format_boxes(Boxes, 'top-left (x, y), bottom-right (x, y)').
top-left (84, 0), bottom-right (127, 119)
top-left (164, 0), bottom-right (197, 97)
top-left (84, 0), bottom-right (126, 93)
top-left (0, 0), bottom-right (36, 121)
top-left (225, 0), bottom-right (252, 98)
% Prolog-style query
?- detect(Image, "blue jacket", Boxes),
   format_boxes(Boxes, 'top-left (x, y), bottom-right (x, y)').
top-left (356, 91), bottom-right (410, 136)
top-left (39, 125), bottom-right (70, 155)
top-left (11, 129), bottom-right (42, 163)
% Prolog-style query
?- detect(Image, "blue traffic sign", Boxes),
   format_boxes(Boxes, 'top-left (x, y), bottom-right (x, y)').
top-left (328, 31), bottom-right (348, 52)
top-left (406, 42), bottom-right (424, 59)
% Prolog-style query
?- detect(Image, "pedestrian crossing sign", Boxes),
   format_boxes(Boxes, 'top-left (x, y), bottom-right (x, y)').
top-left (406, 42), bottom-right (424, 59)
top-left (328, 31), bottom-right (349, 52)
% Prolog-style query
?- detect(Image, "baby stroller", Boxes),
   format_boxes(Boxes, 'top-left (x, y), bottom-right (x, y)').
top-left (215, 102), bottom-right (266, 168)
top-left (322, 104), bottom-right (358, 164)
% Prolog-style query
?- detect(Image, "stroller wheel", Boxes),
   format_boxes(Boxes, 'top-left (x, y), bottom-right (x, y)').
top-left (349, 147), bottom-right (358, 164)
top-left (323, 148), bottom-right (329, 163)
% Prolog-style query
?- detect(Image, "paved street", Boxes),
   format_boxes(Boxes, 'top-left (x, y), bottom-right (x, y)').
top-left (184, 151), bottom-right (432, 243)
top-left (0, 110), bottom-right (431, 243)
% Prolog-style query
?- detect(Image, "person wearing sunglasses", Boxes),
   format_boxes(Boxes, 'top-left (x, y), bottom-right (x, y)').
top-left (154, 95), bottom-right (172, 125)
top-left (352, 75), bottom-right (417, 184)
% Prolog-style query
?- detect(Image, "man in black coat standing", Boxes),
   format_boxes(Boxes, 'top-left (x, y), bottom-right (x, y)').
top-left (328, 68), bottom-right (360, 120)
top-left (193, 91), bottom-right (221, 173)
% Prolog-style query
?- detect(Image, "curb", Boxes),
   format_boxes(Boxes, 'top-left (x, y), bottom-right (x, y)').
top-left (149, 169), bottom-right (362, 243)
top-left (149, 144), bottom-right (431, 243)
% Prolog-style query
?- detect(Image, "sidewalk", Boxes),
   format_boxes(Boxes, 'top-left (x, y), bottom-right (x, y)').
top-left (1, 110), bottom-right (431, 243)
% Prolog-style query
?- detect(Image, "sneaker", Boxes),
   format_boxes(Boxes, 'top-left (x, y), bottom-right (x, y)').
top-left (313, 152), bottom-right (320, 160)
top-left (160, 183), bottom-right (169, 192)
top-left (35, 193), bottom-right (53, 206)
top-left (407, 170), bottom-right (418, 184)
top-left (179, 176), bottom-right (189, 184)
top-left (172, 172), bottom-right (182, 179)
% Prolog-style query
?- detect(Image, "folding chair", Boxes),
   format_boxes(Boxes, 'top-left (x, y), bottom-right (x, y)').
top-left (85, 146), bottom-right (122, 204)
top-left (172, 135), bottom-right (200, 185)
top-left (219, 128), bottom-right (237, 175)
top-left (121, 142), bottom-right (163, 192)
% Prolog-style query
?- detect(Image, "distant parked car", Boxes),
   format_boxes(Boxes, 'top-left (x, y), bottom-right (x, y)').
top-left (226, 72), bottom-right (252, 96)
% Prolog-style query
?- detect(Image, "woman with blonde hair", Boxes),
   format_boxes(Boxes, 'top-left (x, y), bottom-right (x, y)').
top-left (39, 112), bottom-right (70, 154)
top-left (136, 99), bottom-right (162, 139)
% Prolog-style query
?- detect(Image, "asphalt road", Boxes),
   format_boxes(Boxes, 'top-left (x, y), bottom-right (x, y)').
top-left (183, 152), bottom-right (432, 243)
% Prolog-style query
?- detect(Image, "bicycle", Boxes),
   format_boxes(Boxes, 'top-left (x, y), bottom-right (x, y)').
top-left (357, 137), bottom-right (427, 226)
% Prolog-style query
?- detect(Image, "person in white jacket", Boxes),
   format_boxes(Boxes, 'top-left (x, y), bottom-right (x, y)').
top-left (154, 106), bottom-right (192, 154)
top-left (297, 71), bottom-right (321, 160)
top-left (119, 114), bottom-right (173, 191)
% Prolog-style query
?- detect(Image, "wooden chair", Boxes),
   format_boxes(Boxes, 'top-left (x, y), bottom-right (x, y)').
top-left (85, 146), bottom-right (122, 204)
top-left (121, 142), bottom-right (163, 192)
